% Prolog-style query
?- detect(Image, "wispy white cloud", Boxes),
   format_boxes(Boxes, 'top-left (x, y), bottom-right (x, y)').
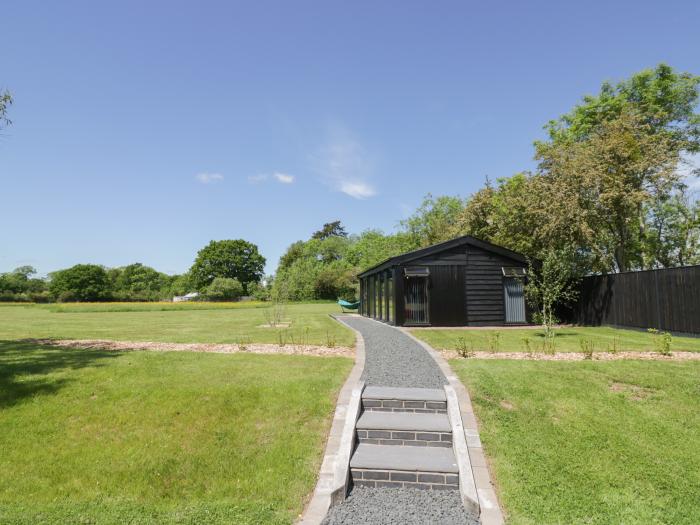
top-left (339, 180), bottom-right (375, 199)
top-left (248, 172), bottom-right (296, 185)
top-left (273, 172), bottom-right (295, 184)
top-left (312, 127), bottom-right (377, 199)
top-left (195, 172), bottom-right (224, 184)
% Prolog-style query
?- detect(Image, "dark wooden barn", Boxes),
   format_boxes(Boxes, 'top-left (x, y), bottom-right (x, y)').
top-left (358, 236), bottom-right (529, 327)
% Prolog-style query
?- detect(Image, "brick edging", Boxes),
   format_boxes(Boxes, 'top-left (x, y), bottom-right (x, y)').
top-left (400, 327), bottom-right (506, 525)
top-left (297, 315), bottom-right (366, 525)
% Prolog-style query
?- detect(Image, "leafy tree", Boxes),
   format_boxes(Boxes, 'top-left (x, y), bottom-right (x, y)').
top-left (203, 277), bottom-right (244, 301)
top-left (166, 273), bottom-right (193, 297)
top-left (0, 89), bottom-right (11, 131)
top-left (0, 266), bottom-right (46, 295)
top-left (400, 194), bottom-right (466, 247)
top-left (312, 220), bottom-right (347, 239)
top-left (643, 186), bottom-right (700, 268)
top-left (49, 264), bottom-right (112, 302)
top-left (278, 241), bottom-right (306, 271)
top-left (455, 174), bottom-right (542, 259)
top-left (109, 263), bottom-right (169, 300)
top-left (537, 110), bottom-right (680, 272)
top-left (525, 249), bottom-right (581, 342)
top-left (274, 229), bottom-right (418, 301)
top-left (273, 236), bottom-right (354, 301)
top-left (541, 64), bottom-right (700, 153)
top-left (247, 279), bottom-right (271, 301)
top-left (189, 240), bottom-right (265, 292)
top-left (345, 230), bottom-right (417, 270)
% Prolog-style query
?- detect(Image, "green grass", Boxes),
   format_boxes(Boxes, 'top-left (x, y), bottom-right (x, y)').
top-left (0, 340), bottom-right (353, 524)
top-left (412, 325), bottom-right (700, 353)
top-left (0, 302), bottom-right (354, 346)
top-left (451, 359), bottom-right (700, 524)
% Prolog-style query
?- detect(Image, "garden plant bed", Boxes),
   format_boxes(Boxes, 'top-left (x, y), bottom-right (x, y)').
top-left (412, 325), bottom-right (700, 354)
top-left (27, 338), bottom-right (354, 358)
top-left (440, 350), bottom-right (700, 361)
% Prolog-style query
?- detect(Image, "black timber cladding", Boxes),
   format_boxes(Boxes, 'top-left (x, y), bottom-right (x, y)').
top-left (572, 265), bottom-right (700, 335)
top-left (359, 235), bottom-right (528, 327)
top-left (465, 244), bottom-right (522, 326)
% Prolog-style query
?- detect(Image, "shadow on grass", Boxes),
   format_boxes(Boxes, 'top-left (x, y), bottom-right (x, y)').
top-left (0, 340), bottom-right (121, 409)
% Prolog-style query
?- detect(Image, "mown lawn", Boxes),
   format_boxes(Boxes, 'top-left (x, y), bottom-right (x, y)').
top-left (0, 302), bottom-right (354, 347)
top-left (413, 325), bottom-right (700, 353)
top-left (0, 340), bottom-right (353, 524)
top-left (452, 359), bottom-right (700, 524)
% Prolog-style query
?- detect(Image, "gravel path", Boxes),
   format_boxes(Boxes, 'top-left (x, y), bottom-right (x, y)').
top-left (326, 317), bottom-right (476, 524)
top-left (321, 486), bottom-right (479, 525)
top-left (340, 316), bottom-right (447, 388)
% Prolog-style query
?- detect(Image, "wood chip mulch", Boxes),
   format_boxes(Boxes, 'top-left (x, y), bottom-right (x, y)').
top-left (26, 338), bottom-right (354, 358)
top-left (440, 350), bottom-right (700, 361)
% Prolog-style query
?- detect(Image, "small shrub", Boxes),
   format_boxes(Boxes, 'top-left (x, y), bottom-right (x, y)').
top-left (203, 277), bottom-right (244, 301)
top-left (648, 328), bottom-right (672, 356)
top-left (456, 336), bottom-right (475, 358)
top-left (487, 331), bottom-right (501, 353)
top-left (607, 336), bottom-right (620, 354)
top-left (542, 331), bottom-right (556, 355)
top-left (579, 338), bottom-right (594, 360)
top-left (277, 329), bottom-right (288, 347)
top-left (522, 336), bottom-right (533, 355)
top-left (263, 301), bottom-right (286, 327)
top-left (236, 335), bottom-right (252, 351)
top-left (325, 330), bottom-right (336, 348)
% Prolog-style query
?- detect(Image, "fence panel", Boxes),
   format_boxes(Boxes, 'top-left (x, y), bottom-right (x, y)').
top-left (573, 265), bottom-right (700, 335)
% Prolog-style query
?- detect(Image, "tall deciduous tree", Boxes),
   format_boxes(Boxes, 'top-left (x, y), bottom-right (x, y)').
top-left (189, 240), bottom-right (265, 292)
top-left (401, 194), bottom-right (466, 247)
top-left (312, 221), bottom-right (347, 240)
top-left (49, 264), bottom-right (112, 302)
top-left (540, 64), bottom-right (700, 153)
top-left (537, 110), bottom-right (681, 272)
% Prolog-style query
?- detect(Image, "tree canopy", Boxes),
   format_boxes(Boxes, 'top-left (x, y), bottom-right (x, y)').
top-left (189, 239), bottom-right (265, 292)
top-left (49, 264), bottom-right (112, 302)
top-left (312, 220), bottom-right (348, 240)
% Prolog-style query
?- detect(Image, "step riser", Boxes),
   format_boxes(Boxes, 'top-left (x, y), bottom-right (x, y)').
top-left (351, 468), bottom-right (459, 491)
top-left (362, 399), bottom-right (447, 414)
top-left (357, 429), bottom-right (452, 447)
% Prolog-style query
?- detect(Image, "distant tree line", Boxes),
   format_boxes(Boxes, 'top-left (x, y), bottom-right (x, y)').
top-left (0, 240), bottom-right (268, 303)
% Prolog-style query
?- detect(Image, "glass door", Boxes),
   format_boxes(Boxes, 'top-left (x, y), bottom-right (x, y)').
top-left (404, 277), bottom-right (429, 325)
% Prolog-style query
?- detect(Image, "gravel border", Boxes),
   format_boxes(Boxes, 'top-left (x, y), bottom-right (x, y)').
top-left (321, 486), bottom-right (479, 525)
top-left (339, 317), bottom-right (447, 388)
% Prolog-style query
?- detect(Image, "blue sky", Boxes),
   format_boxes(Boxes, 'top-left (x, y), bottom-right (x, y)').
top-left (2, 1), bottom-right (699, 276)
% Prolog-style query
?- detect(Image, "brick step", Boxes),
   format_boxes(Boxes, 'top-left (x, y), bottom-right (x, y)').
top-left (350, 443), bottom-right (458, 490)
top-left (356, 411), bottom-right (452, 447)
top-left (361, 386), bottom-right (447, 413)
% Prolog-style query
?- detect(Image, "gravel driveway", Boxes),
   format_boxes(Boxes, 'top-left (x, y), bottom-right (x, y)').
top-left (339, 316), bottom-right (447, 388)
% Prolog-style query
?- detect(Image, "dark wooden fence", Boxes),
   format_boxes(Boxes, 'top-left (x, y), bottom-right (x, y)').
top-left (573, 265), bottom-right (700, 335)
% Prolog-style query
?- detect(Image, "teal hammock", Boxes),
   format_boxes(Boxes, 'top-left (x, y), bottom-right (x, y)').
top-left (337, 299), bottom-right (360, 312)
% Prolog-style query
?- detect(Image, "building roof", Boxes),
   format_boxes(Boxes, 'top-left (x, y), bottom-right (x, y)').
top-left (357, 235), bottom-right (527, 278)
